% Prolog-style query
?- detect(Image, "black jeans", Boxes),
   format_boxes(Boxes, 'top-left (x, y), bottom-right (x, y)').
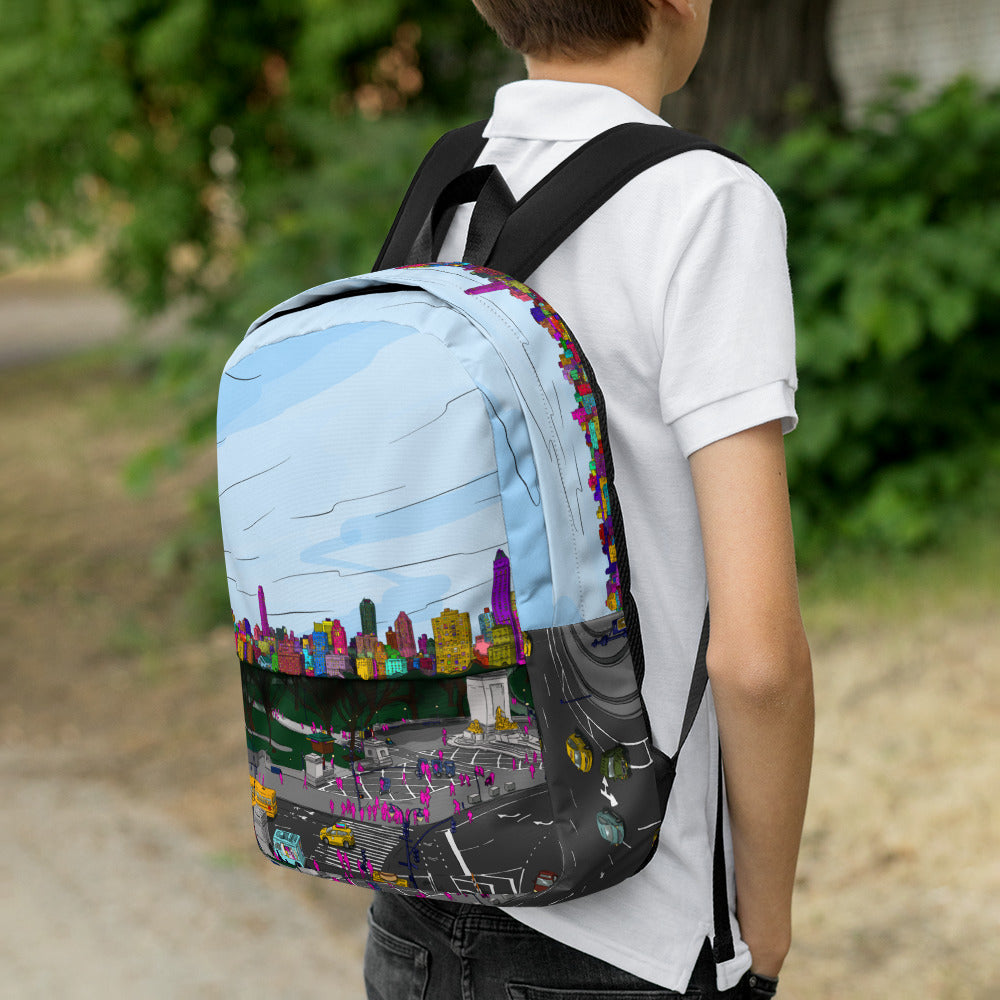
top-left (364, 892), bottom-right (752, 999)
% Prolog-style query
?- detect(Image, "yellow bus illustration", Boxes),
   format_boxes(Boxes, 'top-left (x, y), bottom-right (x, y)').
top-left (250, 774), bottom-right (278, 817)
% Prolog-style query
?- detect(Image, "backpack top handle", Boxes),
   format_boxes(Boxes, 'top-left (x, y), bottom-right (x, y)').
top-left (374, 120), bottom-right (488, 270)
top-left (403, 163), bottom-right (516, 266)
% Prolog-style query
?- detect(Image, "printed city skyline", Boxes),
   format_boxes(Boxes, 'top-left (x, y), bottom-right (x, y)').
top-left (235, 549), bottom-right (528, 681)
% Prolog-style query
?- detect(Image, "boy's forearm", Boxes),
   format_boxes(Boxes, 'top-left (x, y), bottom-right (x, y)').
top-left (689, 420), bottom-right (815, 977)
top-left (709, 637), bottom-right (814, 977)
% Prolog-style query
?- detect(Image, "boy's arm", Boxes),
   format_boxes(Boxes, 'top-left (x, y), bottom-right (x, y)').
top-left (688, 419), bottom-right (814, 978)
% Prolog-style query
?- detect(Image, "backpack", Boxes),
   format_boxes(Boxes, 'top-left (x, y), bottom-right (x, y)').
top-left (218, 120), bottom-right (741, 906)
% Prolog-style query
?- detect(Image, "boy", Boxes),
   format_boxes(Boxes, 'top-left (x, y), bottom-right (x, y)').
top-left (363, 2), bottom-right (814, 997)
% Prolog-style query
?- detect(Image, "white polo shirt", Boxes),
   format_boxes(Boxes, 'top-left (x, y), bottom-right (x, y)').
top-left (440, 80), bottom-right (797, 993)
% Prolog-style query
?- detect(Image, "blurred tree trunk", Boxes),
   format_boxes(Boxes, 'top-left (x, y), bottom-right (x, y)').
top-left (661, 0), bottom-right (842, 140)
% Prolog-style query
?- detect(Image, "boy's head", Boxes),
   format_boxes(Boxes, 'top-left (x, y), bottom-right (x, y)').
top-left (471, 0), bottom-right (653, 60)
top-left (472, 1), bottom-right (710, 105)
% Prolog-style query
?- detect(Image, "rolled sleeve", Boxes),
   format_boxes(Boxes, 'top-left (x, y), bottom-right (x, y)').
top-left (658, 165), bottom-right (798, 457)
top-left (671, 379), bottom-right (798, 458)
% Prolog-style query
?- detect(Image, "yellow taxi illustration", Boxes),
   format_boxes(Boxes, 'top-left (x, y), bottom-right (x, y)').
top-left (566, 731), bottom-right (593, 772)
top-left (319, 823), bottom-right (355, 848)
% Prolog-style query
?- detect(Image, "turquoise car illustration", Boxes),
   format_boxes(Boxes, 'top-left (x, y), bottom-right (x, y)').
top-left (596, 810), bottom-right (626, 846)
top-left (273, 829), bottom-right (307, 868)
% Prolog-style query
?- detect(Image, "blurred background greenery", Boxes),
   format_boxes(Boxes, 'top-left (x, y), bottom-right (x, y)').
top-left (1, 0), bottom-right (997, 620)
top-left (2, 4), bottom-right (998, 997)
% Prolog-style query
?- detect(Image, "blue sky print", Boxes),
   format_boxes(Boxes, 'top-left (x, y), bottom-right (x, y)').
top-left (218, 316), bottom-right (509, 641)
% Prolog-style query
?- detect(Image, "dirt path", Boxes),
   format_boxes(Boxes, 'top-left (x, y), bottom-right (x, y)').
top-left (2, 748), bottom-right (368, 999)
top-left (0, 251), bottom-right (128, 367)
top-left (0, 275), bottom-right (371, 999)
top-left (788, 609), bottom-right (1000, 1000)
top-left (2, 275), bottom-right (997, 998)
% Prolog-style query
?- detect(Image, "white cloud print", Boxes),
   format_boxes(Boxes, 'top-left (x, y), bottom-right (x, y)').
top-left (219, 318), bottom-right (510, 641)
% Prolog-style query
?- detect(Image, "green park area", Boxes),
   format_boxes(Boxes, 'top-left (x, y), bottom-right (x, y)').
top-left (1, 4), bottom-right (997, 997)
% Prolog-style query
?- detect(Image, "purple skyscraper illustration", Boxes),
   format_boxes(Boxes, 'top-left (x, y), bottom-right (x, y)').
top-left (258, 585), bottom-right (270, 636)
top-left (491, 549), bottom-right (525, 664)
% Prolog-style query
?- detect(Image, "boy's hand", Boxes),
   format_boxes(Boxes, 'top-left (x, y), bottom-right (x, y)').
top-left (689, 420), bottom-right (814, 978)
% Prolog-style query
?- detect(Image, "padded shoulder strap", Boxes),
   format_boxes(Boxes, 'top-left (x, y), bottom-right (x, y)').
top-left (486, 123), bottom-right (747, 282)
top-left (374, 120), bottom-right (488, 270)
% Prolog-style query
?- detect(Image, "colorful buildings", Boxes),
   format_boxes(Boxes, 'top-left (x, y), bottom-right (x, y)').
top-left (235, 549), bottom-right (529, 681)
top-left (385, 650), bottom-right (407, 676)
top-left (314, 618), bottom-right (348, 654)
top-left (394, 611), bottom-right (417, 658)
top-left (431, 607), bottom-right (473, 674)
top-left (359, 598), bottom-right (376, 636)
top-left (324, 652), bottom-right (350, 677)
top-left (478, 608), bottom-right (494, 643)
top-left (258, 585), bottom-right (269, 635)
top-left (490, 549), bottom-right (525, 665)
top-left (277, 635), bottom-right (302, 675)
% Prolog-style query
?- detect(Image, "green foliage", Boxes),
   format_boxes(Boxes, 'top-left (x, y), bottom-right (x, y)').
top-left (0, 0), bottom-right (510, 623)
top-left (0, 0), bottom-right (512, 296)
top-left (746, 79), bottom-right (1000, 563)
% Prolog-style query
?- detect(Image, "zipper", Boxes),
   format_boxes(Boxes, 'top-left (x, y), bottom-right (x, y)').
top-left (564, 335), bottom-right (647, 690)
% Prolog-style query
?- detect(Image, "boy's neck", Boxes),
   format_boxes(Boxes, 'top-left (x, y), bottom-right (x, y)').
top-left (524, 49), bottom-right (669, 115)
top-left (521, 1), bottom-right (706, 115)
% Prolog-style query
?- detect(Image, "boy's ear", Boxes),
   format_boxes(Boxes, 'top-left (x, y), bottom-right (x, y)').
top-left (653, 0), bottom-right (698, 21)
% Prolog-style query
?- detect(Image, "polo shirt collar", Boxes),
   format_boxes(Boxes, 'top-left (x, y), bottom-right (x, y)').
top-left (484, 79), bottom-right (669, 140)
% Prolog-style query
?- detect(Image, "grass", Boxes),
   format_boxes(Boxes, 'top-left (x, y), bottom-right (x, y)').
top-left (799, 513), bottom-right (1000, 640)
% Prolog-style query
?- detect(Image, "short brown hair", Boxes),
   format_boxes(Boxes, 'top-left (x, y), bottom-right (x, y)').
top-left (472, 0), bottom-right (652, 59)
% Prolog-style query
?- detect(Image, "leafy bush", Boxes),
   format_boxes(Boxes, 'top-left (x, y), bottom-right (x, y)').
top-left (747, 79), bottom-right (1000, 563)
top-left (0, 0), bottom-right (511, 292)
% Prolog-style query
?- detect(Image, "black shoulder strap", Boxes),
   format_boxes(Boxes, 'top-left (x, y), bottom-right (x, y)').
top-left (678, 607), bottom-right (734, 963)
top-left (374, 119), bottom-right (488, 271)
top-left (377, 120), bottom-right (745, 279)
top-left (675, 604), bottom-right (710, 758)
top-left (713, 752), bottom-right (736, 962)
top-left (486, 123), bottom-right (746, 282)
